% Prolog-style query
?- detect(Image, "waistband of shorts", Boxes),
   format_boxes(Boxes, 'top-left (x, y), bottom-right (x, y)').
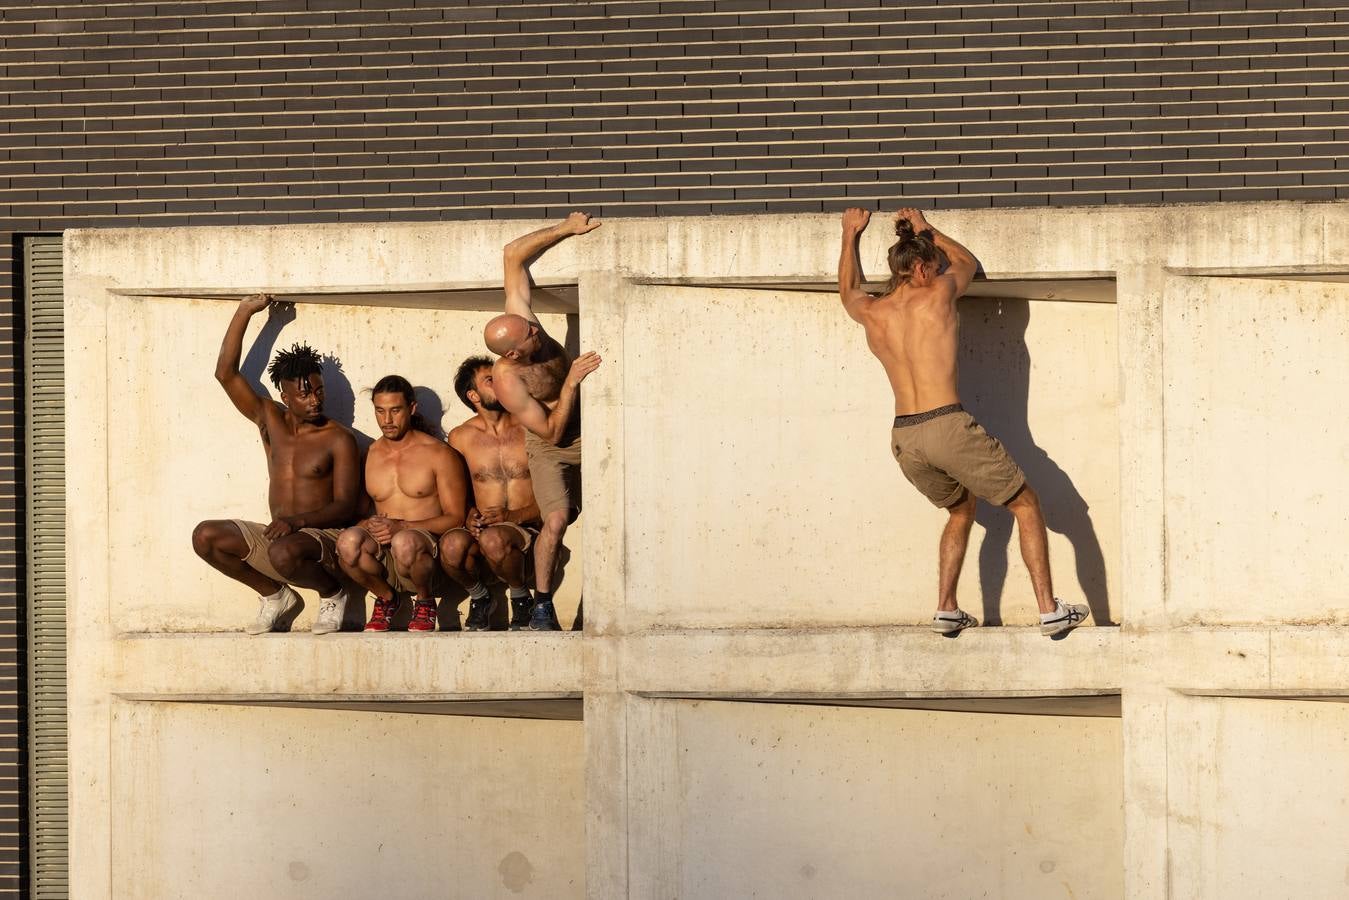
top-left (893, 403), bottom-right (963, 428)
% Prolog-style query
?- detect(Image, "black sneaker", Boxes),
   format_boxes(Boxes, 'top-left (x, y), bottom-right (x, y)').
top-left (464, 595), bottom-right (497, 631)
top-left (527, 598), bottom-right (562, 631)
top-left (508, 594), bottom-right (534, 631)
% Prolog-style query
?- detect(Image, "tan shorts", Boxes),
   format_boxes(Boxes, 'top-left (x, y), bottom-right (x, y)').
top-left (231, 519), bottom-right (343, 585)
top-left (348, 525), bottom-right (443, 595)
top-left (890, 405), bottom-right (1026, 508)
top-left (444, 521), bottom-right (539, 553)
top-left (525, 429), bottom-right (582, 521)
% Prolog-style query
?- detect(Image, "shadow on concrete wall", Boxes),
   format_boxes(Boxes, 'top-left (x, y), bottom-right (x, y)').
top-left (239, 301), bottom-right (295, 400)
top-left (959, 299), bottom-right (1115, 626)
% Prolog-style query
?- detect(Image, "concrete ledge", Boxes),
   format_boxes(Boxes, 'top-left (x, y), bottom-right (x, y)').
top-left (619, 626), bottom-right (1123, 696)
top-left (110, 632), bottom-right (583, 699)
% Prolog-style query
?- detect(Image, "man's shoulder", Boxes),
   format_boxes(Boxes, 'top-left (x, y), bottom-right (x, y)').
top-left (448, 417), bottom-right (485, 445)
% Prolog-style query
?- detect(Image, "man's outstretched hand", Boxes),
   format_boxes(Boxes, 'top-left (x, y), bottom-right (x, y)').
top-left (564, 211), bottom-right (602, 235)
top-left (895, 207), bottom-right (931, 233)
top-left (565, 351), bottom-right (602, 388)
top-left (239, 292), bottom-right (273, 315)
top-left (842, 207), bottom-right (871, 234)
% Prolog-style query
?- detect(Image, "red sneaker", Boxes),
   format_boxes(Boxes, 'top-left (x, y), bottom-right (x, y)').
top-left (364, 595), bottom-right (401, 632)
top-left (408, 599), bottom-right (437, 633)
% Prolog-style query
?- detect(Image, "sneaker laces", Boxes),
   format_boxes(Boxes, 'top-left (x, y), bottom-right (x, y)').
top-left (318, 599), bottom-right (339, 617)
top-left (412, 601), bottom-right (436, 624)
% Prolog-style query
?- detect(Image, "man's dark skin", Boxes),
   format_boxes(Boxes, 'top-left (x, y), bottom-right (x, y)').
top-left (191, 294), bottom-right (360, 597)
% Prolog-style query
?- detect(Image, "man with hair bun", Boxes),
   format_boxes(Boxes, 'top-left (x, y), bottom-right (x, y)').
top-left (191, 293), bottom-right (360, 635)
top-left (838, 207), bottom-right (1089, 637)
top-left (336, 375), bottom-right (469, 633)
top-left (481, 212), bottom-right (603, 631)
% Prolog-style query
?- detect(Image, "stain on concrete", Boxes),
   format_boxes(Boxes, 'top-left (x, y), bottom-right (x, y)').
top-left (498, 851), bottom-right (534, 893)
top-left (1039, 859), bottom-right (1056, 873)
top-left (287, 861), bottom-right (310, 881)
top-left (799, 863), bottom-right (817, 879)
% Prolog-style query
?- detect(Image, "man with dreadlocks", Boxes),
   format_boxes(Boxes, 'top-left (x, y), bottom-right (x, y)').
top-left (336, 375), bottom-right (469, 633)
top-left (838, 207), bottom-right (1089, 638)
top-left (192, 293), bottom-right (360, 635)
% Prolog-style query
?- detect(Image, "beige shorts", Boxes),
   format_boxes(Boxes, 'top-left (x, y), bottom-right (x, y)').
top-left (891, 405), bottom-right (1026, 508)
top-left (444, 521), bottom-right (539, 553)
top-left (231, 519), bottom-right (343, 585)
top-left (525, 429), bottom-right (582, 521)
top-left (349, 525), bottom-right (443, 595)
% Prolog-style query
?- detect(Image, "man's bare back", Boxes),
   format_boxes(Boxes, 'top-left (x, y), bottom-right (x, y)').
top-left (839, 208), bottom-right (976, 416)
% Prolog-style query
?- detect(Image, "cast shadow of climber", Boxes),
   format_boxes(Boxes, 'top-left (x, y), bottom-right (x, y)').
top-left (957, 298), bottom-right (1114, 627)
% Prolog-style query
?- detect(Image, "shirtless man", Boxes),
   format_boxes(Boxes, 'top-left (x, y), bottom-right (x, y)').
top-left (439, 356), bottom-right (542, 631)
top-left (838, 207), bottom-right (1089, 637)
top-left (336, 375), bottom-right (469, 633)
top-left (482, 212), bottom-right (602, 631)
top-left (191, 294), bottom-right (360, 635)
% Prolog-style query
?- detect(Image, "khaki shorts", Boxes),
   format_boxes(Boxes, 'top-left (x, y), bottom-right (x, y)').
top-left (232, 519), bottom-right (343, 585)
top-left (348, 525), bottom-right (444, 595)
top-left (890, 405), bottom-right (1026, 508)
top-left (444, 521), bottom-right (539, 553)
top-left (525, 429), bottom-right (582, 521)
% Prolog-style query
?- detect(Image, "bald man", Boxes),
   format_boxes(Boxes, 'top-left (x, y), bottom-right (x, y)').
top-left (484, 212), bottom-right (602, 630)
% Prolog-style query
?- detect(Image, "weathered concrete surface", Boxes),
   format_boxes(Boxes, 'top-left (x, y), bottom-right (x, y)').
top-left (110, 701), bottom-right (584, 899)
top-left (65, 202), bottom-right (1349, 899)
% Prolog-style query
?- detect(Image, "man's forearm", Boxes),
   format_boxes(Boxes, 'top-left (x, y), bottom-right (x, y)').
top-left (541, 381), bottom-right (581, 445)
top-left (838, 230), bottom-right (866, 295)
top-left (927, 227), bottom-right (977, 270)
top-left (402, 512), bottom-right (465, 536)
top-left (215, 307), bottom-right (253, 381)
top-left (504, 221), bottom-right (572, 264)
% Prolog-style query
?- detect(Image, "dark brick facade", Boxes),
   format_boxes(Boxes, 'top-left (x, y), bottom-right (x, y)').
top-left (2, 0), bottom-right (1348, 891)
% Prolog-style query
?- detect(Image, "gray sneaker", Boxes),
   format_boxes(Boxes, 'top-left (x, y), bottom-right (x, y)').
top-left (1040, 601), bottom-right (1090, 636)
top-left (931, 609), bottom-right (978, 634)
top-left (246, 585), bottom-right (301, 635)
top-left (311, 594), bottom-right (346, 635)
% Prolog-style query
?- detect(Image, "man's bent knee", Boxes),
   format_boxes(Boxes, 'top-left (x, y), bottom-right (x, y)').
top-left (390, 530), bottom-right (426, 571)
top-left (336, 527), bottom-right (369, 566)
top-left (192, 520), bottom-right (235, 558)
top-left (540, 510), bottom-right (569, 540)
top-left (1005, 484), bottom-right (1039, 512)
top-left (439, 530), bottom-right (474, 569)
top-left (267, 533), bottom-right (314, 577)
top-left (477, 526), bottom-right (516, 563)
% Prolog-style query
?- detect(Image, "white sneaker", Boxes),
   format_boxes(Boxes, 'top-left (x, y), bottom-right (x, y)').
top-left (245, 585), bottom-right (300, 635)
top-left (1040, 601), bottom-right (1090, 636)
top-left (311, 593), bottom-right (346, 635)
top-left (932, 609), bottom-right (978, 634)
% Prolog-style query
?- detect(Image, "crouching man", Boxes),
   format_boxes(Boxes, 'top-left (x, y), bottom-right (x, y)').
top-left (440, 356), bottom-right (542, 631)
top-left (336, 376), bottom-right (469, 632)
top-left (192, 293), bottom-right (360, 635)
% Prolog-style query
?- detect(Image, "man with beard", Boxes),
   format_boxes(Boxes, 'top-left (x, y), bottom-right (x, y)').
top-left (838, 207), bottom-right (1089, 637)
top-left (336, 375), bottom-right (469, 632)
top-left (483, 212), bottom-right (602, 630)
top-left (192, 293), bottom-right (360, 635)
top-left (439, 356), bottom-right (541, 631)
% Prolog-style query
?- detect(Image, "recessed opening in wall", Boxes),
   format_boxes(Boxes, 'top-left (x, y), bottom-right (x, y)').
top-left (639, 697), bottom-right (1124, 898)
top-left (620, 274), bottom-right (1121, 631)
top-left (105, 284), bottom-right (585, 635)
top-left (113, 282), bottom-right (580, 313)
top-left (119, 695), bottom-right (585, 721)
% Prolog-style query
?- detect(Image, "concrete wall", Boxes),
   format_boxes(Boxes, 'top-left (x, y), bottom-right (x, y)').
top-left (65, 202), bottom-right (1349, 898)
top-left (110, 702), bottom-right (583, 899)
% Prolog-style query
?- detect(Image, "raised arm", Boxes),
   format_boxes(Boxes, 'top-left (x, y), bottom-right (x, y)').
top-left (503, 211), bottom-right (602, 323)
top-left (838, 207), bottom-right (873, 321)
top-left (901, 208), bottom-right (980, 297)
top-left (215, 293), bottom-right (274, 422)
top-left (494, 352), bottom-right (602, 445)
